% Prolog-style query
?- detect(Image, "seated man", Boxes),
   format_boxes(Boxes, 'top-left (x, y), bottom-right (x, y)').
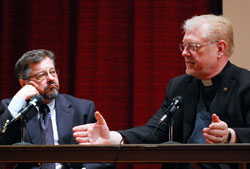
top-left (0, 49), bottom-right (113, 169)
top-left (73, 14), bottom-right (250, 169)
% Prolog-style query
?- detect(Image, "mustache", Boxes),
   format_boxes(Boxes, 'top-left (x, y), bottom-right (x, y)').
top-left (44, 81), bottom-right (59, 90)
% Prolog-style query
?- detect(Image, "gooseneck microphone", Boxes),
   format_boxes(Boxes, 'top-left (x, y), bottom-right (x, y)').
top-left (139, 95), bottom-right (184, 144)
top-left (1, 94), bottom-right (43, 134)
top-left (10, 94), bottom-right (43, 123)
top-left (158, 96), bottom-right (183, 125)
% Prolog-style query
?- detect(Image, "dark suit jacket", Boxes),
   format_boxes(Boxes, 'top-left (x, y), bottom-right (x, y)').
top-left (119, 62), bottom-right (250, 168)
top-left (0, 94), bottom-right (113, 169)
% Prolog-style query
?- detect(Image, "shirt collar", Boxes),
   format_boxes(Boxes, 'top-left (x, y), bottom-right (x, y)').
top-left (201, 62), bottom-right (229, 87)
top-left (38, 99), bottom-right (55, 117)
top-left (47, 99), bottom-right (55, 112)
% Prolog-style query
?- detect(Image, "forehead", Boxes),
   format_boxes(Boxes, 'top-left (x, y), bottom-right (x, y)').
top-left (183, 24), bottom-right (209, 43)
top-left (183, 29), bottom-right (203, 43)
top-left (29, 57), bottom-right (55, 73)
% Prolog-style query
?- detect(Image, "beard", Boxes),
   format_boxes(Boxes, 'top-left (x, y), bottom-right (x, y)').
top-left (42, 82), bottom-right (59, 100)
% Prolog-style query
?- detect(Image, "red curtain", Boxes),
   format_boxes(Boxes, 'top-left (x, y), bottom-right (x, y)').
top-left (0, 1), bottom-right (221, 169)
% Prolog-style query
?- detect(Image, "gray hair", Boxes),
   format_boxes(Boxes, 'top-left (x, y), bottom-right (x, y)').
top-left (15, 49), bottom-right (55, 80)
top-left (182, 14), bottom-right (234, 56)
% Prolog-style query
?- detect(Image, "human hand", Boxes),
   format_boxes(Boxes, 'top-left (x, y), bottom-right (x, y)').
top-left (73, 111), bottom-right (113, 145)
top-left (203, 114), bottom-right (229, 144)
top-left (15, 84), bottom-right (40, 101)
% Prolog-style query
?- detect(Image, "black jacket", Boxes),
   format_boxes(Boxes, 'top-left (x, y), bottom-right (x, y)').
top-left (119, 62), bottom-right (250, 169)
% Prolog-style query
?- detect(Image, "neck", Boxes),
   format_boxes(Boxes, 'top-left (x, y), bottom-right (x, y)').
top-left (199, 60), bottom-right (228, 80)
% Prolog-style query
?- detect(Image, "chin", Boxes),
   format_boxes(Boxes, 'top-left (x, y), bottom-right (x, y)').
top-left (44, 89), bottom-right (59, 100)
top-left (186, 70), bottom-right (199, 78)
top-left (186, 69), bottom-right (192, 75)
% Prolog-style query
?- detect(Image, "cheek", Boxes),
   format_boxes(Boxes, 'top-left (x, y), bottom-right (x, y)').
top-left (39, 86), bottom-right (46, 93)
top-left (194, 52), bottom-right (210, 67)
top-left (55, 78), bottom-right (60, 86)
top-left (36, 82), bottom-right (47, 92)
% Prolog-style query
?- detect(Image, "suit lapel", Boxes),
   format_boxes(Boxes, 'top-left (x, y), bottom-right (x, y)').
top-left (213, 63), bottom-right (237, 120)
top-left (183, 78), bottom-right (200, 142)
top-left (55, 95), bottom-right (75, 144)
top-left (25, 95), bottom-right (75, 145)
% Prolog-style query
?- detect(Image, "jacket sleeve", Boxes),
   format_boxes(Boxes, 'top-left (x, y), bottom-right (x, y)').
top-left (0, 99), bottom-right (22, 145)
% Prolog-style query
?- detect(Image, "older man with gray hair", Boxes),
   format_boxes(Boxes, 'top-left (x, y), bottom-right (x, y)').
top-left (73, 14), bottom-right (250, 169)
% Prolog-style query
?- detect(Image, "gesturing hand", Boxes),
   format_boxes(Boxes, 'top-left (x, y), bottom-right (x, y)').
top-left (73, 111), bottom-right (111, 144)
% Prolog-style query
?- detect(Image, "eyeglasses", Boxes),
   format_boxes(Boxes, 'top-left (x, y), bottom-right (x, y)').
top-left (28, 69), bottom-right (58, 81)
top-left (179, 41), bottom-right (218, 52)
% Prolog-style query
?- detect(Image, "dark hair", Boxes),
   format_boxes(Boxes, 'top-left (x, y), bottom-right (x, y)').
top-left (15, 49), bottom-right (55, 80)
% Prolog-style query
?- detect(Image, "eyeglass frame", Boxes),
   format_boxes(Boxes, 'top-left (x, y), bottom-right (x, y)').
top-left (25, 69), bottom-right (58, 81)
top-left (179, 41), bottom-right (219, 52)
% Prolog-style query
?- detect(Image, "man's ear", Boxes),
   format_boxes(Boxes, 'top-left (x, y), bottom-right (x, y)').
top-left (19, 79), bottom-right (27, 87)
top-left (217, 40), bottom-right (227, 58)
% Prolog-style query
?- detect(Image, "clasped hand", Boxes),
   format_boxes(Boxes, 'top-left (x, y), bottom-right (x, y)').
top-left (203, 114), bottom-right (230, 144)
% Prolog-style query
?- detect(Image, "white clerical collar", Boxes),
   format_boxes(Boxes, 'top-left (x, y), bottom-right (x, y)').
top-left (201, 79), bottom-right (213, 86)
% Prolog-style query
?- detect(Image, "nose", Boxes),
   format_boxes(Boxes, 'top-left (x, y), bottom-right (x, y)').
top-left (181, 47), bottom-right (191, 58)
top-left (47, 72), bottom-right (56, 81)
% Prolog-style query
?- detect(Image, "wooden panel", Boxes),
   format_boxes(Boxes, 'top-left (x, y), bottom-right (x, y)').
top-left (0, 144), bottom-right (250, 164)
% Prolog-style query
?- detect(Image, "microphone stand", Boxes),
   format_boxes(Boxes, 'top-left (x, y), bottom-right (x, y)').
top-left (168, 114), bottom-right (174, 142)
top-left (165, 113), bottom-right (180, 144)
top-left (14, 115), bottom-right (32, 145)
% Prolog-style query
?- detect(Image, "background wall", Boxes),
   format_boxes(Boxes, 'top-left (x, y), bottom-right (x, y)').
top-left (223, 0), bottom-right (250, 70)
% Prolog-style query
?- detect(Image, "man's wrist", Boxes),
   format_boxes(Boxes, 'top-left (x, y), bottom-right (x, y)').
top-left (109, 131), bottom-right (124, 144)
top-left (8, 96), bottom-right (26, 117)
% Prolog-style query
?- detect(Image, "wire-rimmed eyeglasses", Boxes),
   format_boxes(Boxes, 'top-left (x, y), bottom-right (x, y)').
top-left (26, 69), bottom-right (58, 81)
top-left (179, 41), bottom-right (218, 52)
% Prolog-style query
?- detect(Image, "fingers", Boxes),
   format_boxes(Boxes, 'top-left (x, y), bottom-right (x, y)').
top-left (73, 129), bottom-right (89, 141)
top-left (211, 114), bottom-right (220, 123)
top-left (75, 136), bottom-right (90, 143)
top-left (72, 111), bottom-right (106, 133)
top-left (15, 85), bottom-right (40, 100)
top-left (203, 114), bottom-right (229, 144)
top-left (95, 111), bottom-right (107, 126)
top-left (209, 114), bottom-right (227, 130)
top-left (73, 126), bottom-right (92, 144)
top-left (79, 142), bottom-right (91, 145)
top-left (203, 130), bottom-right (225, 143)
top-left (73, 111), bottom-right (111, 145)
top-left (205, 137), bottom-right (223, 144)
top-left (203, 127), bottom-right (226, 137)
top-left (73, 124), bottom-right (89, 132)
top-left (73, 130), bottom-right (88, 137)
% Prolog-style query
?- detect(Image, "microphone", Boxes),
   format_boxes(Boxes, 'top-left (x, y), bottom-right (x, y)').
top-left (141, 95), bottom-right (183, 142)
top-left (10, 94), bottom-right (43, 123)
top-left (158, 96), bottom-right (183, 125)
top-left (1, 94), bottom-right (43, 135)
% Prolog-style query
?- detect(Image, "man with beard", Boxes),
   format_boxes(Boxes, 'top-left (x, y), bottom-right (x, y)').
top-left (0, 49), bottom-right (112, 169)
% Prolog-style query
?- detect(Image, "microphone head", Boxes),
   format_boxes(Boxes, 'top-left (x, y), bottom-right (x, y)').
top-left (30, 95), bottom-right (43, 106)
top-left (172, 96), bottom-right (183, 106)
